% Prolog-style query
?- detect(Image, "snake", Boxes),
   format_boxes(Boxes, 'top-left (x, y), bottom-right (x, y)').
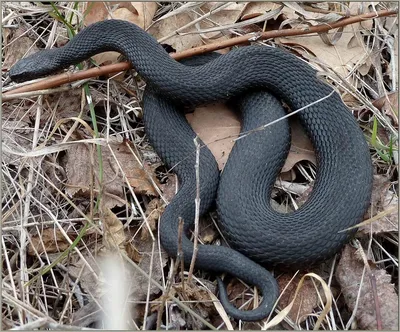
top-left (9, 19), bottom-right (373, 321)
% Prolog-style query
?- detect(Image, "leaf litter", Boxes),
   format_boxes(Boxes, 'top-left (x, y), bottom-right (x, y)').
top-left (1, 1), bottom-right (398, 330)
top-left (63, 138), bottom-right (160, 208)
top-left (336, 245), bottom-right (398, 330)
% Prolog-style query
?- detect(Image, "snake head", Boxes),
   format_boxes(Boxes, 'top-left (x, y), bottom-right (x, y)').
top-left (9, 49), bottom-right (62, 83)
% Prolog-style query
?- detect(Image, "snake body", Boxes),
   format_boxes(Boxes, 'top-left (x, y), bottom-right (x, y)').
top-left (9, 20), bottom-right (373, 321)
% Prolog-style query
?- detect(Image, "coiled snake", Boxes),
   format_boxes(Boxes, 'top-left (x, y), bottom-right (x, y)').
top-left (9, 19), bottom-right (373, 321)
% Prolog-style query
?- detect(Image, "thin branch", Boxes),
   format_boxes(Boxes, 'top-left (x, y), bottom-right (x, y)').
top-left (188, 136), bottom-right (201, 283)
top-left (354, 239), bottom-right (383, 330)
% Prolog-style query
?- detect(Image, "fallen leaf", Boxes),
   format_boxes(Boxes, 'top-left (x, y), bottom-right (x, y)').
top-left (83, 2), bottom-right (157, 67)
top-left (148, 9), bottom-right (203, 53)
top-left (64, 247), bottom-right (102, 305)
top-left (372, 92), bottom-right (398, 126)
top-left (42, 89), bottom-right (92, 123)
top-left (277, 273), bottom-right (319, 324)
top-left (71, 224), bottom-right (167, 326)
top-left (150, 2), bottom-right (244, 52)
top-left (241, 2), bottom-right (283, 21)
top-left (199, 217), bottom-right (218, 244)
top-left (28, 228), bottom-right (75, 256)
top-left (141, 198), bottom-right (163, 240)
top-left (3, 27), bottom-right (38, 69)
top-left (282, 118), bottom-right (316, 172)
top-left (174, 279), bottom-right (217, 309)
top-left (64, 138), bottom-right (159, 208)
top-left (226, 279), bottom-right (256, 312)
top-left (168, 304), bottom-right (187, 329)
top-left (278, 21), bottom-right (369, 79)
top-left (360, 175), bottom-right (398, 234)
top-left (159, 174), bottom-right (178, 203)
top-left (271, 199), bottom-right (294, 213)
top-left (127, 231), bottom-right (168, 299)
top-left (72, 301), bottom-right (102, 327)
top-left (172, 279), bottom-right (218, 329)
top-left (187, 106), bottom-right (315, 172)
top-left (186, 103), bottom-right (240, 170)
top-left (2, 119), bottom-right (33, 165)
top-left (264, 272), bottom-right (332, 330)
top-left (336, 245), bottom-right (398, 330)
top-left (84, 2), bottom-right (157, 29)
top-left (295, 182), bottom-right (315, 207)
top-left (101, 205), bottom-right (126, 251)
top-left (195, 2), bottom-right (247, 40)
top-left (83, 2), bottom-right (109, 26)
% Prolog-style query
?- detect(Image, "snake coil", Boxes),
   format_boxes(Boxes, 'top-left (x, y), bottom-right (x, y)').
top-left (9, 20), bottom-right (373, 321)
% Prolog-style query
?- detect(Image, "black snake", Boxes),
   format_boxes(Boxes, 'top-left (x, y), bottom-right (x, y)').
top-left (9, 19), bottom-right (373, 321)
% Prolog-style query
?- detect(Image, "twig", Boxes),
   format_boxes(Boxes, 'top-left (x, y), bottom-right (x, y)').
top-left (2, 292), bottom-right (57, 321)
top-left (156, 219), bottom-right (185, 332)
top-left (10, 317), bottom-right (97, 330)
top-left (354, 239), bottom-right (383, 330)
top-left (344, 261), bottom-right (366, 329)
top-left (2, 86), bottom-right (74, 101)
top-left (177, 217), bottom-right (185, 292)
top-left (156, 262), bottom-right (172, 330)
top-left (188, 136), bottom-right (201, 283)
top-left (142, 241), bottom-right (155, 330)
top-left (236, 90), bottom-right (335, 141)
top-left (10, 318), bottom-right (49, 330)
top-left (1, 237), bottom-right (24, 325)
top-left (3, 8), bottom-right (397, 98)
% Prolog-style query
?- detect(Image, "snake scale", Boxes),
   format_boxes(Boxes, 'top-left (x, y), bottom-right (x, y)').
top-left (9, 19), bottom-right (373, 321)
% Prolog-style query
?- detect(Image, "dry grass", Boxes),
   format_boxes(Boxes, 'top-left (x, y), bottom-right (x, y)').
top-left (1, 1), bottom-right (398, 330)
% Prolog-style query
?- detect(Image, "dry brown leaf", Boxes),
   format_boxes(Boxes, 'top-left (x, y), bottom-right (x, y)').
top-left (42, 89), bottom-right (92, 123)
top-left (141, 198), bottom-right (163, 240)
top-left (83, 2), bottom-right (157, 66)
top-left (372, 92), bottom-right (398, 125)
top-left (282, 118), bottom-right (316, 172)
top-left (83, 2), bottom-right (109, 25)
top-left (295, 183), bottom-right (315, 207)
top-left (271, 199), bottom-right (294, 213)
top-left (241, 2), bottom-right (283, 20)
top-left (159, 174), bottom-right (178, 203)
top-left (72, 301), bottom-right (101, 327)
top-left (360, 175), bottom-right (398, 234)
top-left (196, 2), bottom-right (245, 40)
top-left (149, 2), bottom-right (245, 52)
top-left (2, 119), bottom-right (33, 165)
top-left (3, 27), bottom-right (38, 69)
top-left (101, 205), bottom-right (126, 251)
top-left (84, 2), bottom-right (157, 29)
top-left (186, 103), bottom-right (240, 170)
top-left (187, 106), bottom-right (315, 172)
top-left (174, 280), bottom-right (217, 309)
top-left (199, 217), bottom-right (218, 244)
top-left (277, 273), bottom-right (319, 324)
top-left (71, 227), bottom-right (167, 326)
top-left (171, 278), bottom-right (218, 329)
top-left (28, 228), bottom-right (75, 255)
top-left (148, 10), bottom-right (203, 53)
top-left (64, 139), bottom-right (159, 208)
top-left (226, 279), bottom-right (256, 312)
top-left (279, 22), bottom-right (369, 78)
top-left (68, 249), bottom-right (101, 297)
top-left (336, 245), bottom-right (398, 330)
top-left (127, 232), bottom-right (168, 298)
